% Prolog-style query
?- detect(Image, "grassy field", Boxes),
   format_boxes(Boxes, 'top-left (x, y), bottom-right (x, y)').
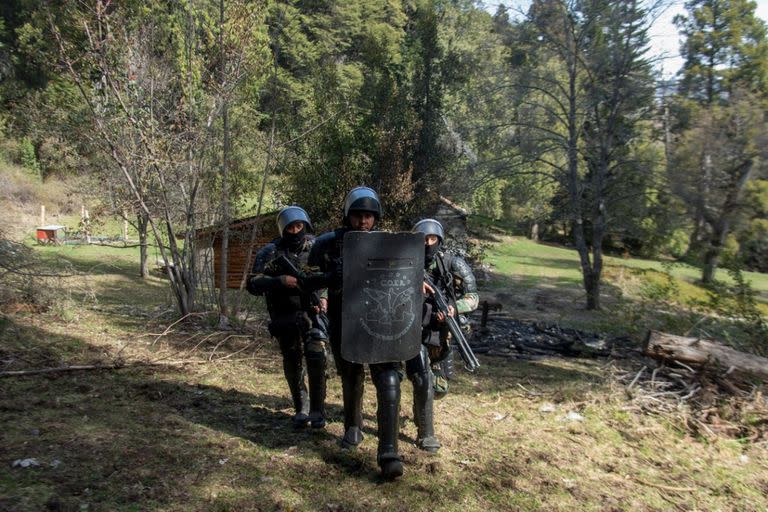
top-left (1, 240), bottom-right (767, 511)
top-left (481, 236), bottom-right (768, 344)
top-left (484, 236), bottom-right (768, 298)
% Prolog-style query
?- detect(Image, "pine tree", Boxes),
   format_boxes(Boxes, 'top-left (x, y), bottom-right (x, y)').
top-left (675, 0), bottom-right (768, 105)
top-left (672, 0), bottom-right (768, 282)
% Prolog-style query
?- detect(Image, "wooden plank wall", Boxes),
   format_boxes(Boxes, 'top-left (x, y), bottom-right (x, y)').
top-left (211, 224), bottom-right (276, 289)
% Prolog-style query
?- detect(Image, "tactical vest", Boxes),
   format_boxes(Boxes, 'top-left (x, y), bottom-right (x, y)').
top-left (263, 236), bottom-right (314, 315)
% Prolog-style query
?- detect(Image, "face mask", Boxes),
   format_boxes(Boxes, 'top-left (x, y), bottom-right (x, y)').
top-left (283, 227), bottom-right (305, 249)
top-left (425, 243), bottom-right (440, 264)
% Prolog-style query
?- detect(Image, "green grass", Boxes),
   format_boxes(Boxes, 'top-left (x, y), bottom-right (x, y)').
top-left (486, 238), bottom-right (584, 286)
top-left (486, 236), bottom-right (768, 304)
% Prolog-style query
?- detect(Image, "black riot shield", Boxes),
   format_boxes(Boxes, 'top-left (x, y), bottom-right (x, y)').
top-left (341, 231), bottom-right (424, 364)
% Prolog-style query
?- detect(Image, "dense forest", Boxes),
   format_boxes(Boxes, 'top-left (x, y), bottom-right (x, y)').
top-left (1, 0), bottom-right (767, 315)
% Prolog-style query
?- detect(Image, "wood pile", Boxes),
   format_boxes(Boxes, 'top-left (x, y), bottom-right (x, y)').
top-left (614, 359), bottom-right (768, 442)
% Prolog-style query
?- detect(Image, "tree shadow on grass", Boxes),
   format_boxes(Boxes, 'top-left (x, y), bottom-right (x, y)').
top-left (0, 319), bottom-right (438, 510)
top-left (0, 317), bottom-right (413, 511)
top-left (135, 378), bottom-right (408, 482)
top-left (446, 353), bottom-right (605, 400)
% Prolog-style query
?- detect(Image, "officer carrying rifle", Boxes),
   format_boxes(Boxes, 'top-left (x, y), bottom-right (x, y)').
top-left (246, 206), bottom-right (328, 430)
top-left (407, 218), bottom-right (479, 452)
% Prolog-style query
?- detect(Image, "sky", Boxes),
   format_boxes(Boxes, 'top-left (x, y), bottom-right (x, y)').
top-left (481, 0), bottom-right (768, 79)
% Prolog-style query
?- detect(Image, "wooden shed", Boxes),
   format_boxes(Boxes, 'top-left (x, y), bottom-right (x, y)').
top-left (194, 213), bottom-right (279, 289)
top-left (35, 225), bottom-right (66, 245)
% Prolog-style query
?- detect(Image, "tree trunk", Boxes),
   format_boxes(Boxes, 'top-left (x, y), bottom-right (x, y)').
top-left (685, 209), bottom-right (707, 258)
top-left (138, 211), bottom-right (149, 279)
top-left (701, 160), bottom-right (754, 284)
top-left (217, 0), bottom-right (230, 318)
top-left (530, 222), bottom-right (539, 241)
top-left (701, 213), bottom-right (731, 283)
top-left (584, 270), bottom-right (600, 310)
top-left (644, 330), bottom-right (768, 380)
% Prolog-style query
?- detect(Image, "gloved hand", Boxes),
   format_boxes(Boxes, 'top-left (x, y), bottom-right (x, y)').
top-left (297, 272), bottom-right (329, 291)
top-left (247, 275), bottom-right (280, 295)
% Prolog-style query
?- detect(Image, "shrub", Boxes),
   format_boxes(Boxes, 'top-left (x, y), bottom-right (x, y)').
top-left (690, 259), bottom-right (768, 355)
top-left (19, 137), bottom-right (41, 180)
top-left (662, 229), bottom-right (690, 259)
top-left (738, 219), bottom-right (768, 272)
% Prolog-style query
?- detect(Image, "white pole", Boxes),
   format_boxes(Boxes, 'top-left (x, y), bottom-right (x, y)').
top-left (84, 208), bottom-right (91, 244)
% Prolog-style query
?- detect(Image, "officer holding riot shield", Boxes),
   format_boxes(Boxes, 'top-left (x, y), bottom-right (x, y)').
top-left (309, 187), bottom-right (422, 480)
top-left (407, 218), bottom-right (479, 452)
top-left (246, 206), bottom-right (328, 429)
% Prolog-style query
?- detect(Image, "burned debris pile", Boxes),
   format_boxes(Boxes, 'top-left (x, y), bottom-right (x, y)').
top-left (468, 312), bottom-right (633, 360)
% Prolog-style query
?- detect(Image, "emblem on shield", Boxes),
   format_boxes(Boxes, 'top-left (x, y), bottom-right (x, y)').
top-left (361, 272), bottom-right (416, 340)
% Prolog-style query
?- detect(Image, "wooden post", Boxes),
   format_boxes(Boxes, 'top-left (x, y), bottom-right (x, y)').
top-left (40, 204), bottom-right (45, 226)
top-left (479, 300), bottom-right (502, 333)
top-left (123, 216), bottom-right (128, 241)
top-left (83, 207), bottom-right (91, 244)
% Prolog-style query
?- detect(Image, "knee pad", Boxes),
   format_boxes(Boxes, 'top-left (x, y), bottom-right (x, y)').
top-left (409, 368), bottom-right (431, 392)
top-left (305, 339), bottom-right (326, 356)
top-left (405, 346), bottom-right (429, 377)
top-left (372, 366), bottom-right (401, 391)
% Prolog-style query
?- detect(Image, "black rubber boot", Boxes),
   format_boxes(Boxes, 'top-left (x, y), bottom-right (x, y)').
top-left (340, 360), bottom-right (365, 448)
top-left (411, 369), bottom-right (440, 453)
top-left (280, 338), bottom-right (309, 429)
top-left (373, 365), bottom-right (403, 479)
top-left (305, 347), bottom-right (327, 429)
top-left (341, 426), bottom-right (364, 449)
top-left (378, 453), bottom-right (404, 480)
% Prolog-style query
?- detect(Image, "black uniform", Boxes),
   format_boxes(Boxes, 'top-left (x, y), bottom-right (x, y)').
top-left (247, 233), bottom-right (327, 428)
top-left (406, 249), bottom-right (478, 450)
top-left (308, 228), bottom-right (403, 473)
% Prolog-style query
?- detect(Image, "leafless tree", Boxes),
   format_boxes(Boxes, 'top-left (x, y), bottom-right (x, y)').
top-left (50, 1), bottom-right (268, 316)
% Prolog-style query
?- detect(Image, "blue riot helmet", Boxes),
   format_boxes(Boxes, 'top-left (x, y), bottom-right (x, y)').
top-left (412, 218), bottom-right (445, 244)
top-left (343, 187), bottom-right (382, 220)
top-left (276, 206), bottom-right (312, 235)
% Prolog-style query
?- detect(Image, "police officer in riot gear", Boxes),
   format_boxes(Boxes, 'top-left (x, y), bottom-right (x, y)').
top-left (308, 187), bottom-right (405, 479)
top-left (408, 218), bottom-right (479, 451)
top-left (247, 206), bottom-right (328, 429)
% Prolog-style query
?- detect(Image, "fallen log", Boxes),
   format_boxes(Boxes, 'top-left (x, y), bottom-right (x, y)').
top-left (643, 330), bottom-right (768, 381)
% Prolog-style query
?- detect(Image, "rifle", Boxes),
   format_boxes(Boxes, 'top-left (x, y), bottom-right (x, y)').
top-left (266, 253), bottom-right (302, 279)
top-left (267, 254), bottom-right (329, 337)
top-left (268, 254), bottom-right (328, 292)
top-left (424, 272), bottom-right (480, 372)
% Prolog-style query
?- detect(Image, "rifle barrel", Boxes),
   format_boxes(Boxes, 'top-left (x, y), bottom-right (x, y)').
top-left (425, 274), bottom-right (480, 372)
